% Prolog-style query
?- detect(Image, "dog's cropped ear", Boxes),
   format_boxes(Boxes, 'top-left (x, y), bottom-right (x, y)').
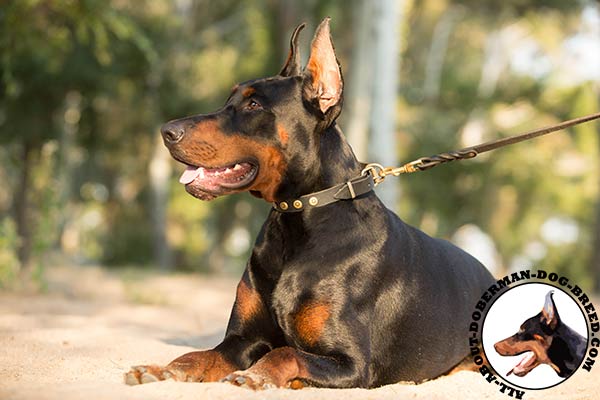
top-left (541, 291), bottom-right (559, 330)
top-left (279, 23), bottom-right (306, 77)
top-left (303, 17), bottom-right (343, 116)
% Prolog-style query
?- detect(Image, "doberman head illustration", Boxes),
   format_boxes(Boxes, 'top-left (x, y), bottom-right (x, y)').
top-left (494, 290), bottom-right (586, 378)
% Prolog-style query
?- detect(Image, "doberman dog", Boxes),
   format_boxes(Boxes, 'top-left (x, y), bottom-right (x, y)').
top-left (125, 18), bottom-right (495, 389)
top-left (494, 290), bottom-right (586, 379)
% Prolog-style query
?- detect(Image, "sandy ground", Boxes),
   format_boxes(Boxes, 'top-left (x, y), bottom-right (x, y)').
top-left (1, 265), bottom-right (597, 400)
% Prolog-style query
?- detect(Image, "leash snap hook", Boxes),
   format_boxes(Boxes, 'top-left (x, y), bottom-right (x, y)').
top-left (394, 159), bottom-right (424, 174)
top-left (361, 163), bottom-right (386, 186)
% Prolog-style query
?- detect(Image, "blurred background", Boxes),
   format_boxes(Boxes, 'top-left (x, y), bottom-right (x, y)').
top-left (1, 0), bottom-right (599, 290)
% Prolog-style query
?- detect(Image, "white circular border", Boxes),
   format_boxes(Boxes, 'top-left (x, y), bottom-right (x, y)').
top-left (482, 282), bottom-right (588, 389)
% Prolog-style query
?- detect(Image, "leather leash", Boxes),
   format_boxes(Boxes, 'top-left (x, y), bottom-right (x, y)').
top-left (362, 111), bottom-right (600, 186)
top-left (274, 111), bottom-right (600, 213)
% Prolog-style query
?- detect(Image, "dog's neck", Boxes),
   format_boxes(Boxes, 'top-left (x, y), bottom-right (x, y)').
top-left (318, 124), bottom-right (364, 186)
top-left (271, 123), bottom-right (386, 243)
top-left (548, 323), bottom-right (587, 376)
top-left (275, 123), bottom-right (364, 201)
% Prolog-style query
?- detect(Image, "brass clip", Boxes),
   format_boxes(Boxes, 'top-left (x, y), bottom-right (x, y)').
top-left (391, 159), bottom-right (423, 175)
top-left (362, 160), bottom-right (423, 186)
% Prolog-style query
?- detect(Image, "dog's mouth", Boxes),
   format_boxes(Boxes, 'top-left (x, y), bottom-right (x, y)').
top-left (178, 161), bottom-right (259, 200)
top-left (507, 351), bottom-right (537, 377)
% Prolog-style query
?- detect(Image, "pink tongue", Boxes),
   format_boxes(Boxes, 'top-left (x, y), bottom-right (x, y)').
top-left (508, 352), bottom-right (535, 376)
top-left (179, 165), bottom-right (203, 184)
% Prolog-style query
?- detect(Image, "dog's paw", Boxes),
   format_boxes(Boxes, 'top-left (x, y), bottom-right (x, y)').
top-left (221, 370), bottom-right (276, 390)
top-left (124, 365), bottom-right (175, 385)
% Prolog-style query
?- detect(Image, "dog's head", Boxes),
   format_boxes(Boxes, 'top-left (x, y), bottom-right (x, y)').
top-left (161, 18), bottom-right (344, 202)
top-left (493, 291), bottom-right (561, 377)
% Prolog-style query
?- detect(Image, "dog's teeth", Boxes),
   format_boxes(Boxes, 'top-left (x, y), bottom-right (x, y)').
top-left (234, 164), bottom-right (242, 171)
top-left (225, 168), bottom-right (232, 174)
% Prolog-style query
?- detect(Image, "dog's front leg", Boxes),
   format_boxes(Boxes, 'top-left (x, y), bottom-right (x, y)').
top-left (222, 297), bottom-right (371, 390)
top-left (222, 345), bottom-right (369, 390)
top-left (125, 268), bottom-right (281, 385)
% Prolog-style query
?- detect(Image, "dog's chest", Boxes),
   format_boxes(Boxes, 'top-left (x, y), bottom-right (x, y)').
top-left (271, 268), bottom-right (337, 348)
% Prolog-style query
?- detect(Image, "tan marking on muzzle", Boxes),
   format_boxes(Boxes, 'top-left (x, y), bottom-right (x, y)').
top-left (177, 119), bottom-right (287, 202)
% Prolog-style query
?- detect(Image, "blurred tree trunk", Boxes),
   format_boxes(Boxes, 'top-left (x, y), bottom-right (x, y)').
top-left (57, 92), bottom-right (81, 256)
top-left (147, 36), bottom-right (172, 270)
top-left (345, 0), bottom-right (405, 209)
top-left (345, 0), bottom-right (373, 161)
top-left (14, 140), bottom-right (35, 272)
top-left (149, 134), bottom-right (173, 270)
top-left (273, 0), bottom-right (301, 62)
top-left (369, 0), bottom-right (403, 210)
top-left (478, 25), bottom-right (524, 98)
top-left (423, 6), bottom-right (464, 101)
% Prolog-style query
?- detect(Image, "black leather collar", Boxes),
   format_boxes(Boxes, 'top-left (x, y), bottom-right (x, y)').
top-left (272, 173), bottom-right (375, 213)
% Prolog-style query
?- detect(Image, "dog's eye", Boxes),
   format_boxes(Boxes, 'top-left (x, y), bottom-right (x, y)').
top-left (244, 99), bottom-right (262, 111)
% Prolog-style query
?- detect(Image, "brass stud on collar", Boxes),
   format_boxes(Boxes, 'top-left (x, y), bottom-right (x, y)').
top-left (293, 200), bottom-right (303, 209)
top-left (280, 202), bottom-right (289, 210)
top-left (309, 197), bottom-right (318, 206)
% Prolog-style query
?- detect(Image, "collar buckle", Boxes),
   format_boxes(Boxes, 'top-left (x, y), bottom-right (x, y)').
top-left (346, 181), bottom-right (356, 199)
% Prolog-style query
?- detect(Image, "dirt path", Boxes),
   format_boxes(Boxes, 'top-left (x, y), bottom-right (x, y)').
top-left (0, 266), bottom-right (597, 400)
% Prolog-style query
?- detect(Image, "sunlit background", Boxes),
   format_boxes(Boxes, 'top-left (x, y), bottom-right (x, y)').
top-left (1, 0), bottom-right (599, 290)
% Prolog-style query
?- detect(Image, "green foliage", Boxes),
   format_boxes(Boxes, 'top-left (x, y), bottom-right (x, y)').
top-left (0, 0), bottom-right (597, 283)
top-left (400, 1), bottom-right (597, 279)
top-left (0, 0), bottom-right (156, 144)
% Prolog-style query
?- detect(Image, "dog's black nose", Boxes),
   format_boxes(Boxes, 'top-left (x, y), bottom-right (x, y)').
top-left (161, 122), bottom-right (185, 144)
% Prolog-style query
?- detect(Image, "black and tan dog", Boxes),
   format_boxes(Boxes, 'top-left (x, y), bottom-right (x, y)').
top-left (125, 18), bottom-right (494, 389)
top-left (494, 290), bottom-right (586, 379)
